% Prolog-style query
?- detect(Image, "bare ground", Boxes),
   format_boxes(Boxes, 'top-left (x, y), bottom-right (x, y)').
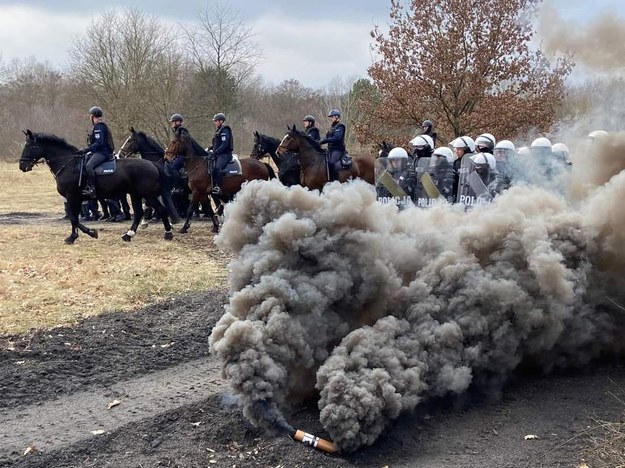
top-left (1, 216), bottom-right (624, 467)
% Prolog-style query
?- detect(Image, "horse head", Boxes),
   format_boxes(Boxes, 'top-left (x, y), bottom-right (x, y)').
top-left (164, 128), bottom-right (188, 161)
top-left (117, 127), bottom-right (140, 158)
top-left (250, 130), bottom-right (263, 159)
top-left (276, 125), bottom-right (301, 156)
top-left (378, 140), bottom-right (395, 158)
top-left (19, 130), bottom-right (41, 172)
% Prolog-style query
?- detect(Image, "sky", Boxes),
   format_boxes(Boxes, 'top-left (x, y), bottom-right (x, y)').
top-left (0, 0), bottom-right (622, 88)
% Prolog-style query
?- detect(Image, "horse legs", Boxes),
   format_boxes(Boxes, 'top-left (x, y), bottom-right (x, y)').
top-left (146, 195), bottom-right (173, 240)
top-left (122, 195), bottom-right (145, 242)
top-left (180, 192), bottom-right (201, 234)
top-left (161, 189), bottom-right (180, 225)
top-left (65, 195), bottom-right (98, 244)
top-left (204, 195), bottom-right (220, 233)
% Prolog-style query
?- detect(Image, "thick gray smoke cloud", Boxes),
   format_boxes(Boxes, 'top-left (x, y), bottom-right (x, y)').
top-left (209, 151), bottom-right (625, 452)
top-left (538, 5), bottom-right (625, 71)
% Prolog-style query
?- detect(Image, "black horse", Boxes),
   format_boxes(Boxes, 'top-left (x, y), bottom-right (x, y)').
top-left (117, 127), bottom-right (184, 223)
top-left (250, 131), bottom-right (300, 186)
top-left (19, 130), bottom-right (173, 244)
top-left (378, 141), bottom-right (395, 158)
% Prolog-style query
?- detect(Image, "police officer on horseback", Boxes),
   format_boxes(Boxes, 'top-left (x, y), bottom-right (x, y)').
top-left (319, 108), bottom-right (346, 181)
top-left (167, 113), bottom-right (188, 192)
top-left (302, 115), bottom-right (320, 142)
top-left (80, 106), bottom-right (114, 198)
top-left (210, 112), bottom-right (233, 195)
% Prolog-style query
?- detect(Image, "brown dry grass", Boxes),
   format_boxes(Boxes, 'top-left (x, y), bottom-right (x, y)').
top-left (0, 161), bottom-right (229, 336)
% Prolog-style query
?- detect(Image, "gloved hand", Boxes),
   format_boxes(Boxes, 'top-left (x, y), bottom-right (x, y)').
top-left (77, 148), bottom-right (89, 155)
top-left (319, 139), bottom-right (327, 145)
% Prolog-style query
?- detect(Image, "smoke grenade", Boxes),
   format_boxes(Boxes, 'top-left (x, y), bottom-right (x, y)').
top-left (209, 145), bottom-right (625, 452)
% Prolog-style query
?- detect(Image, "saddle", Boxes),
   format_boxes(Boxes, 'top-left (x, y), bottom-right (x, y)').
top-left (207, 154), bottom-right (243, 177)
top-left (326, 152), bottom-right (353, 173)
top-left (78, 154), bottom-right (117, 176)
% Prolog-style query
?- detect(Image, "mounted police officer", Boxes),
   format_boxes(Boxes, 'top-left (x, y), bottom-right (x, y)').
top-left (169, 114), bottom-right (189, 175)
top-left (302, 115), bottom-right (320, 142)
top-left (80, 106), bottom-right (114, 198)
top-left (210, 112), bottom-right (233, 195)
top-left (319, 108), bottom-right (346, 181)
top-left (421, 119), bottom-right (437, 147)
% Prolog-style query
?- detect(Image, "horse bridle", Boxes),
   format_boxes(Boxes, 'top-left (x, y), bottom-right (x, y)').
top-left (20, 139), bottom-right (81, 178)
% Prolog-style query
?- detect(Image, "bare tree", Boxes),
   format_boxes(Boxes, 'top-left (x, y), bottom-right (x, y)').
top-left (181, 2), bottom-right (262, 120)
top-left (69, 8), bottom-right (186, 144)
top-left (356, 0), bottom-right (572, 146)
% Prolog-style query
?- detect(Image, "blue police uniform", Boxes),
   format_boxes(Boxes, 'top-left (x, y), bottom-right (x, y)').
top-left (84, 121), bottom-right (114, 191)
top-left (305, 125), bottom-right (321, 142)
top-left (320, 121), bottom-right (346, 179)
top-left (211, 124), bottom-right (233, 191)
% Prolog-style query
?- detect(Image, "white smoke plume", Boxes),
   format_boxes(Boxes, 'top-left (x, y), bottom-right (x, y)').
top-left (209, 149), bottom-right (625, 452)
top-left (538, 5), bottom-right (625, 72)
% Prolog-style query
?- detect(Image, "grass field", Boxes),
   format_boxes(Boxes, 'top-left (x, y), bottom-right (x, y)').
top-left (0, 161), bottom-right (229, 336)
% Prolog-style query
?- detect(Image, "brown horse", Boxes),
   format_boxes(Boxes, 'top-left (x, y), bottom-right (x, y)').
top-left (276, 125), bottom-right (375, 191)
top-left (165, 129), bottom-right (275, 233)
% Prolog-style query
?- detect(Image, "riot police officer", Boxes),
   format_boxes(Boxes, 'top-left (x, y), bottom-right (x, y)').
top-left (302, 115), bottom-right (320, 142)
top-left (80, 106), bottom-right (114, 198)
top-left (319, 108), bottom-right (346, 181)
top-left (409, 134), bottom-right (434, 161)
top-left (210, 112), bottom-right (233, 195)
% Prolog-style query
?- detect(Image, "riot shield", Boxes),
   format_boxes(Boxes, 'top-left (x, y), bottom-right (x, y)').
top-left (375, 157), bottom-right (413, 209)
top-left (427, 156), bottom-right (455, 203)
top-left (457, 156), bottom-right (493, 208)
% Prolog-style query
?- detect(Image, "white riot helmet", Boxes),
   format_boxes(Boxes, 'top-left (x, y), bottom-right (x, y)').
top-left (493, 140), bottom-right (515, 161)
top-left (471, 152), bottom-right (496, 169)
top-left (517, 146), bottom-right (529, 157)
top-left (588, 130), bottom-right (608, 139)
top-left (472, 153), bottom-right (491, 178)
top-left (451, 136), bottom-right (476, 153)
top-left (432, 146), bottom-right (455, 164)
top-left (410, 134), bottom-right (434, 159)
top-left (475, 133), bottom-right (496, 153)
top-left (530, 137), bottom-right (553, 158)
top-left (409, 134), bottom-right (434, 150)
top-left (552, 142), bottom-right (571, 164)
top-left (388, 147), bottom-right (409, 159)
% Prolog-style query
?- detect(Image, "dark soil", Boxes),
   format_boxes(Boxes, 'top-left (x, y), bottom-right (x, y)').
top-left (1, 288), bottom-right (624, 467)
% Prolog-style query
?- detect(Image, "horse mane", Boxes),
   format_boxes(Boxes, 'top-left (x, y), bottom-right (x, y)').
top-left (185, 134), bottom-right (208, 156)
top-left (137, 131), bottom-right (164, 152)
top-left (261, 134), bottom-right (281, 147)
top-left (34, 133), bottom-right (79, 151)
top-left (295, 129), bottom-right (324, 153)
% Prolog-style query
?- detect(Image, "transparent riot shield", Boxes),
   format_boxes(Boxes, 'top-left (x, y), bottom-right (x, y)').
top-left (427, 155), bottom-right (455, 203)
top-left (375, 157), bottom-right (413, 209)
top-left (457, 156), bottom-right (493, 208)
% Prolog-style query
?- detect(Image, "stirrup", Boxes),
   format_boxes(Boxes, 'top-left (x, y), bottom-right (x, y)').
top-left (211, 186), bottom-right (222, 195)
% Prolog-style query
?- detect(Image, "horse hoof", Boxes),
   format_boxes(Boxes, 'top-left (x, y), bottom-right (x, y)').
top-left (164, 231), bottom-right (174, 241)
top-left (212, 225), bottom-right (220, 233)
top-left (121, 234), bottom-right (132, 242)
top-left (179, 226), bottom-right (188, 234)
top-left (64, 236), bottom-right (76, 245)
top-left (89, 229), bottom-right (98, 239)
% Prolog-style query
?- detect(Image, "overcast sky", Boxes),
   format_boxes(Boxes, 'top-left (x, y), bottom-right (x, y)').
top-left (0, 0), bottom-right (621, 88)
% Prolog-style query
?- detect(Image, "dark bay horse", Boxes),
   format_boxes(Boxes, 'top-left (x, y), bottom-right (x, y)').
top-left (165, 129), bottom-right (276, 233)
top-left (276, 125), bottom-right (375, 191)
top-left (117, 127), bottom-right (182, 223)
top-left (250, 131), bottom-right (300, 186)
top-left (19, 130), bottom-right (173, 244)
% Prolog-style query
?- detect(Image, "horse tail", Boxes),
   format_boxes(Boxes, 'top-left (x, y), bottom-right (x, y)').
top-left (263, 162), bottom-right (277, 180)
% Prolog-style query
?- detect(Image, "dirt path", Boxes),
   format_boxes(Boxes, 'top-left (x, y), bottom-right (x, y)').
top-left (1, 289), bottom-right (623, 467)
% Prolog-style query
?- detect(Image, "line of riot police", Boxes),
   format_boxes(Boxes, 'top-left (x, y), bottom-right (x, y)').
top-left (375, 126), bottom-right (598, 209)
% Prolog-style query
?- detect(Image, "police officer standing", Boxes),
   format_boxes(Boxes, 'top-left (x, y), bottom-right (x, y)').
top-left (210, 112), bottom-right (233, 195)
top-left (81, 106), bottom-right (114, 198)
top-left (319, 108), bottom-right (346, 181)
top-left (302, 115), bottom-right (320, 142)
